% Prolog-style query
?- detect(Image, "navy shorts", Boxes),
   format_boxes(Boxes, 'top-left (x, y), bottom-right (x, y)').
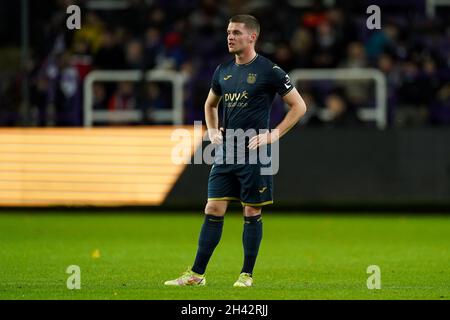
top-left (207, 163), bottom-right (273, 207)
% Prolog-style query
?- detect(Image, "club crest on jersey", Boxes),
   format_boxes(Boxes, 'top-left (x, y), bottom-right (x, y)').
top-left (247, 73), bottom-right (257, 84)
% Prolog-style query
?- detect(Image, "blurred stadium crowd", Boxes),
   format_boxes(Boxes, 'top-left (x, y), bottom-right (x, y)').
top-left (0, 0), bottom-right (449, 127)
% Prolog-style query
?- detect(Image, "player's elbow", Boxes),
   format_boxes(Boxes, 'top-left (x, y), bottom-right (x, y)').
top-left (204, 102), bottom-right (217, 112)
top-left (299, 100), bottom-right (307, 117)
top-left (293, 100), bottom-right (307, 121)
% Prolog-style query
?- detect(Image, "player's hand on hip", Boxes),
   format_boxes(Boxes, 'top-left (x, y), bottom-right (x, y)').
top-left (208, 127), bottom-right (224, 144)
top-left (248, 130), bottom-right (279, 150)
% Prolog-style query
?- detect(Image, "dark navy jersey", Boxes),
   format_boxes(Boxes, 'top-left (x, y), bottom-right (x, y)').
top-left (210, 54), bottom-right (293, 165)
top-left (211, 54), bottom-right (293, 132)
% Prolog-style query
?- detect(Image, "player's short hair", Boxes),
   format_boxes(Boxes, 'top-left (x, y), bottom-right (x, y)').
top-left (229, 14), bottom-right (260, 38)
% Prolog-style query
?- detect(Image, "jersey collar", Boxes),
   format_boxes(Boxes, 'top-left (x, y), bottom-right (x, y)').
top-left (234, 54), bottom-right (259, 67)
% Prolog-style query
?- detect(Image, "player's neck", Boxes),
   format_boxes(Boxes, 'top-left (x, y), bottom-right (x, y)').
top-left (235, 49), bottom-right (257, 65)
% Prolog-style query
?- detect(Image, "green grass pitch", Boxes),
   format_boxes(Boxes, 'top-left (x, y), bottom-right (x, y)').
top-left (0, 212), bottom-right (449, 300)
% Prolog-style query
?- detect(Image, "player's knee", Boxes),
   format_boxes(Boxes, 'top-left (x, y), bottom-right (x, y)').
top-left (244, 206), bottom-right (262, 217)
top-left (205, 201), bottom-right (227, 216)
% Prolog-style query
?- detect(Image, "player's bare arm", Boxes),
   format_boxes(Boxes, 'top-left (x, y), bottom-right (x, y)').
top-left (248, 88), bottom-right (307, 150)
top-left (204, 89), bottom-right (223, 144)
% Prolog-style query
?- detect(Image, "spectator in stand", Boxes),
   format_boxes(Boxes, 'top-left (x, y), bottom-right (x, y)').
top-left (93, 28), bottom-right (126, 70)
top-left (29, 76), bottom-right (50, 126)
top-left (338, 42), bottom-right (371, 108)
top-left (290, 28), bottom-right (314, 67)
top-left (72, 11), bottom-right (104, 55)
top-left (0, 74), bottom-right (22, 125)
top-left (51, 51), bottom-right (81, 126)
top-left (319, 89), bottom-right (362, 128)
top-left (71, 39), bottom-right (93, 81)
top-left (312, 20), bottom-right (343, 68)
top-left (124, 39), bottom-right (145, 70)
top-left (155, 31), bottom-right (186, 70)
top-left (141, 82), bottom-right (168, 123)
top-left (430, 84), bottom-right (450, 125)
top-left (273, 43), bottom-right (296, 72)
top-left (108, 81), bottom-right (136, 111)
top-left (396, 60), bottom-right (428, 127)
top-left (143, 27), bottom-right (163, 70)
top-left (365, 22), bottom-right (399, 63)
top-left (340, 42), bottom-right (368, 69)
top-left (92, 83), bottom-right (108, 110)
top-left (377, 53), bottom-right (402, 126)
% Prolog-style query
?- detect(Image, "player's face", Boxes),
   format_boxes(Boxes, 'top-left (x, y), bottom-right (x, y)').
top-left (227, 22), bottom-right (256, 54)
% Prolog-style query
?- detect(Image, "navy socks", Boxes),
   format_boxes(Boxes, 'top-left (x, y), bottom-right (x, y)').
top-left (192, 214), bottom-right (224, 275)
top-left (241, 215), bottom-right (263, 275)
top-left (191, 214), bottom-right (263, 276)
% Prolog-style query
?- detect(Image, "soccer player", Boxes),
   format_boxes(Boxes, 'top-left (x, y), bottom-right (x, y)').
top-left (165, 14), bottom-right (307, 287)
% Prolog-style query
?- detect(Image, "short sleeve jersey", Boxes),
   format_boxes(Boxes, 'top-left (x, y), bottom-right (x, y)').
top-left (211, 54), bottom-right (293, 132)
